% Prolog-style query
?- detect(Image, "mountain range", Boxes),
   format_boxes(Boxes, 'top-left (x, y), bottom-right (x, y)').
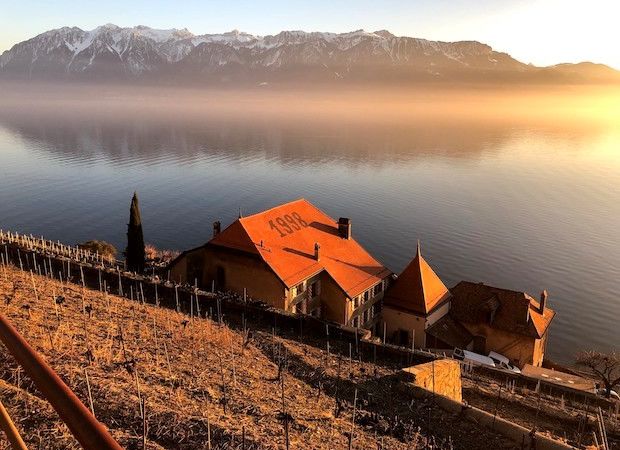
top-left (1, 24), bottom-right (618, 84)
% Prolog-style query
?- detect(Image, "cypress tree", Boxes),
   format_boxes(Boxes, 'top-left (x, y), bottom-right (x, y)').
top-left (125, 191), bottom-right (145, 273)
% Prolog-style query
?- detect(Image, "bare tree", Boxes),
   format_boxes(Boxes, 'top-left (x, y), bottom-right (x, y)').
top-left (576, 350), bottom-right (620, 398)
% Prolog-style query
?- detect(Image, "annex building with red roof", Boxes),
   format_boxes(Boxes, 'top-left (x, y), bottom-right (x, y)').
top-left (382, 242), bottom-right (452, 349)
top-left (381, 244), bottom-right (555, 367)
top-left (432, 282), bottom-right (555, 367)
top-left (169, 199), bottom-right (392, 330)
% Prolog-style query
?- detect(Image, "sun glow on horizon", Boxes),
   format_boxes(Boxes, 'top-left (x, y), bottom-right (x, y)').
top-left (418, 0), bottom-right (620, 70)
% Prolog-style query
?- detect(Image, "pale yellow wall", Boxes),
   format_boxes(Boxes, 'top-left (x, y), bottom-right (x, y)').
top-left (461, 322), bottom-right (538, 368)
top-left (319, 272), bottom-right (348, 324)
top-left (382, 300), bottom-right (450, 348)
top-left (203, 247), bottom-right (288, 310)
top-left (170, 246), bottom-right (288, 310)
top-left (532, 332), bottom-right (548, 367)
top-left (171, 246), bottom-right (352, 325)
top-left (382, 307), bottom-right (427, 348)
top-left (289, 273), bottom-right (389, 328)
top-left (169, 248), bottom-right (197, 284)
top-left (288, 273), bottom-right (322, 314)
top-left (170, 246), bottom-right (392, 329)
top-left (349, 288), bottom-right (386, 331)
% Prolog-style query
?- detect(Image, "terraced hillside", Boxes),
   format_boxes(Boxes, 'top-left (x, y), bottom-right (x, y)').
top-left (0, 264), bottom-right (518, 449)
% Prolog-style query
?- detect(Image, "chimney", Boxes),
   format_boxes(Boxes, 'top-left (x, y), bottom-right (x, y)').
top-left (338, 217), bottom-right (352, 240)
top-left (539, 290), bottom-right (548, 314)
top-left (314, 242), bottom-right (321, 261)
top-left (213, 221), bottom-right (221, 238)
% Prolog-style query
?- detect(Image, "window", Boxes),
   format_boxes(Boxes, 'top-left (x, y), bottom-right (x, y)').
top-left (374, 282), bottom-right (383, 296)
top-left (353, 316), bottom-right (359, 327)
top-left (398, 329), bottom-right (409, 346)
top-left (364, 290), bottom-right (370, 302)
top-left (295, 282), bottom-right (304, 295)
top-left (309, 280), bottom-right (320, 297)
top-left (373, 301), bottom-right (381, 315)
top-left (353, 296), bottom-right (360, 309)
top-left (295, 300), bottom-right (306, 314)
top-left (295, 301), bottom-right (304, 314)
top-left (363, 309), bottom-right (369, 323)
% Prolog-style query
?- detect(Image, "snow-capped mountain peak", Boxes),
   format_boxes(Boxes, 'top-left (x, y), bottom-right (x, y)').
top-left (2, 24), bottom-right (616, 83)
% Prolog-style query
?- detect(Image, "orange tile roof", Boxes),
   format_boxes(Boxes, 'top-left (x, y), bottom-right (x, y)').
top-left (209, 199), bottom-right (391, 297)
top-left (449, 281), bottom-right (555, 338)
top-left (382, 243), bottom-right (450, 315)
top-left (210, 220), bottom-right (259, 255)
top-left (528, 298), bottom-right (555, 337)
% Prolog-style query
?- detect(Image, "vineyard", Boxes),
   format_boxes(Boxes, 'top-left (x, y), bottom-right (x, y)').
top-left (0, 263), bottom-right (520, 449)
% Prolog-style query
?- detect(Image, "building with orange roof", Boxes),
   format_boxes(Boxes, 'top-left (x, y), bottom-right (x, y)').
top-left (431, 281), bottom-right (555, 367)
top-left (168, 199), bottom-right (392, 330)
top-left (381, 242), bottom-right (452, 348)
top-left (382, 246), bottom-right (555, 368)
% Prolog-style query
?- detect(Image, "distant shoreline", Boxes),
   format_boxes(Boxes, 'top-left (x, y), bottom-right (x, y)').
top-left (1, 81), bottom-right (619, 129)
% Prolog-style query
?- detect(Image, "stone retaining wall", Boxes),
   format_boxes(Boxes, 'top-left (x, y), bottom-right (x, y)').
top-left (403, 359), bottom-right (462, 402)
top-left (403, 364), bottom-right (576, 450)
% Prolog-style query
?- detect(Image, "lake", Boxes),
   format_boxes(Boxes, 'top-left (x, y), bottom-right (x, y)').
top-left (0, 84), bottom-right (619, 363)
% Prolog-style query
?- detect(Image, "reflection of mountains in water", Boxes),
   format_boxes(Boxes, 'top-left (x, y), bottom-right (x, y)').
top-left (0, 107), bottom-right (604, 167)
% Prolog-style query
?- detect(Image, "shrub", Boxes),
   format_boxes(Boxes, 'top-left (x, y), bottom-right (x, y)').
top-left (78, 240), bottom-right (117, 261)
top-left (145, 243), bottom-right (180, 264)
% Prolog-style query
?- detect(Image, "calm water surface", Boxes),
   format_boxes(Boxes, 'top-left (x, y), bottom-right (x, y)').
top-left (1, 107), bottom-right (619, 363)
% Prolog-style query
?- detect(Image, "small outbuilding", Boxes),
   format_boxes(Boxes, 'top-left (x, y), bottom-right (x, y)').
top-left (381, 242), bottom-right (451, 348)
top-left (437, 282), bottom-right (555, 367)
top-left (382, 246), bottom-right (556, 368)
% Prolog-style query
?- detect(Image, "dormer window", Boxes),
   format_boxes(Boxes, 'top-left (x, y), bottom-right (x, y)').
top-left (374, 282), bottom-right (384, 295)
top-left (479, 294), bottom-right (500, 324)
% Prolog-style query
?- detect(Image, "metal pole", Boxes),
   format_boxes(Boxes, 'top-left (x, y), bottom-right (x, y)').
top-left (0, 399), bottom-right (28, 450)
top-left (0, 314), bottom-right (123, 450)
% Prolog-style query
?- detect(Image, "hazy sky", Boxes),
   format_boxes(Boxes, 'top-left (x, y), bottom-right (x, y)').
top-left (2, 0), bottom-right (619, 69)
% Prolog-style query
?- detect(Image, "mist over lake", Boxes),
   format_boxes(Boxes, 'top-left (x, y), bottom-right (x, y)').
top-left (1, 83), bottom-right (619, 364)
